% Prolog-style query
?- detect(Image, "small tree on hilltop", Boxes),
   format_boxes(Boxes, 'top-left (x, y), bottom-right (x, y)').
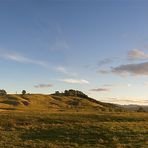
top-left (137, 106), bottom-right (145, 112)
top-left (22, 90), bottom-right (26, 95)
top-left (0, 89), bottom-right (7, 96)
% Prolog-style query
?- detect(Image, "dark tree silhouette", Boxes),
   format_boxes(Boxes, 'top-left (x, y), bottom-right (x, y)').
top-left (22, 90), bottom-right (26, 95)
top-left (54, 89), bottom-right (88, 98)
top-left (0, 89), bottom-right (7, 96)
top-left (137, 106), bottom-right (145, 112)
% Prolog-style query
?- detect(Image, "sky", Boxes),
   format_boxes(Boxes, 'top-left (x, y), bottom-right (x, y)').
top-left (1, 0), bottom-right (148, 105)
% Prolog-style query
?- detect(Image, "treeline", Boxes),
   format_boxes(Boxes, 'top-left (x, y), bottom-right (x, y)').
top-left (0, 89), bottom-right (27, 96)
top-left (54, 89), bottom-right (88, 98)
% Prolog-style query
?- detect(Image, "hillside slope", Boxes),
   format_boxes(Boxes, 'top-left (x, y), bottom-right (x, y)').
top-left (0, 94), bottom-right (123, 112)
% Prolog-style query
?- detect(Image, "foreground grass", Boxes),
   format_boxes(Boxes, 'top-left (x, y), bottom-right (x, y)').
top-left (0, 111), bottom-right (148, 148)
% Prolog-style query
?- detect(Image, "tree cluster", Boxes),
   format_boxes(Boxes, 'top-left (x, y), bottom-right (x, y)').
top-left (54, 89), bottom-right (88, 98)
top-left (0, 89), bottom-right (27, 96)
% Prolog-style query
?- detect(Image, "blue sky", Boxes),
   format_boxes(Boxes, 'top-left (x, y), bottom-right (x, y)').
top-left (1, 0), bottom-right (148, 104)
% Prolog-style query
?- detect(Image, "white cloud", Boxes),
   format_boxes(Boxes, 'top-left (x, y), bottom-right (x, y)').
top-left (128, 49), bottom-right (148, 59)
top-left (59, 78), bottom-right (89, 84)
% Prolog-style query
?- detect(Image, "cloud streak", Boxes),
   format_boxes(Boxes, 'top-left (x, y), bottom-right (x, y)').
top-left (98, 49), bottom-right (148, 76)
top-left (0, 50), bottom-right (78, 77)
top-left (128, 49), bottom-right (148, 60)
top-left (0, 50), bottom-right (48, 68)
top-left (34, 83), bottom-right (53, 88)
top-left (54, 66), bottom-right (68, 74)
top-left (90, 88), bottom-right (110, 92)
top-left (59, 78), bottom-right (89, 84)
top-left (112, 62), bottom-right (148, 76)
top-left (98, 58), bottom-right (113, 67)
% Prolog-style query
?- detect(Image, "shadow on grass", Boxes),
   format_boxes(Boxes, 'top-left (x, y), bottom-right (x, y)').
top-left (0, 107), bottom-right (17, 110)
top-left (21, 124), bottom-right (147, 147)
top-left (21, 126), bottom-right (142, 147)
top-left (1, 100), bottom-right (20, 106)
top-left (21, 126), bottom-right (110, 145)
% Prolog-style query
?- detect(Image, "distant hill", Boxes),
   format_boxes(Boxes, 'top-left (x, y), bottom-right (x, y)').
top-left (0, 90), bottom-right (124, 112)
top-left (119, 104), bottom-right (148, 112)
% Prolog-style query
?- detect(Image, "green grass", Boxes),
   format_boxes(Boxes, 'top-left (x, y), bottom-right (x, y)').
top-left (0, 111), bottom-right (148, 148)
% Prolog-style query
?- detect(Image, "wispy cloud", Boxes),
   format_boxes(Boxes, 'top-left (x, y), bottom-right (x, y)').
top-left (98, 69), bottom-right (110, 74)
top-left (59, 78), bottom-right (89, 84)
top-left (0, 50), bottom-right (48, 68)
top-left (54, 66), bottom-right (78, 77)
top-left (0, 50), bottom-right (79, 78)
top-left (128, 49), bottom-right (148, 60)
top-left (103, 83), bottom-right (131, 88)
top-left (98, 58), bottom-right (114, 67)
top-left (34, 83), bottom-right (53, 88)
top-left (90, 88), bottom-right (110, 92)
top-left (48, 24), bottom-right (69, 51)
top-left (102, 84), bottom-right (113, 87)
top-left (54, 66), bottom-right (68, 74)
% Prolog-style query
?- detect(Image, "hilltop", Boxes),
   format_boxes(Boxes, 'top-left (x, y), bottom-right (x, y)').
top-left (0, 89), bottom-right (123, 112)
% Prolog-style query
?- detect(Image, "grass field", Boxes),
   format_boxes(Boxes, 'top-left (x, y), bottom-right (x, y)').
top-left (0, 110), bottom-right (148, 148)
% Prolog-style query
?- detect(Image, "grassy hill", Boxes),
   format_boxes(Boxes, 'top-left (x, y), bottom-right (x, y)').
top-left (0, 108), bottom-right (148, 147)
top-left (0, 92), bottom-right (147, 147)
top-left (0, 94), bottom-right (123, 112)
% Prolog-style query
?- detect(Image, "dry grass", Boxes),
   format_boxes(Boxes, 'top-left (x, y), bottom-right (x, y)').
top-left (0, 111), bottom-right (148, 147)
top-left (0, 94), bottom-right (147, 147)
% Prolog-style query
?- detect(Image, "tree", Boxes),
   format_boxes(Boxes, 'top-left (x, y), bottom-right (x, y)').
top-left (55, 91), bottom-right (60, 95)
top-left (137, 107), bottom-right (145, 112)
top-left (22, 90), bottom-right (26, 95)
top-left (0, 89), bottom-right (7, 96)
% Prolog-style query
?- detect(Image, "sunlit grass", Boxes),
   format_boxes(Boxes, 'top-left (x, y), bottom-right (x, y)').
top-left (0, 111), bottom-right (148, 147)
top-left (0, 94), bottom-right (147, 147)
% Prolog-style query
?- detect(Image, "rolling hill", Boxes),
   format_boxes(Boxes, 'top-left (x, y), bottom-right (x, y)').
top-left (0, 93), bottom-right (123, 112)
top-left (0, 90), bottom-right (148, 147)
